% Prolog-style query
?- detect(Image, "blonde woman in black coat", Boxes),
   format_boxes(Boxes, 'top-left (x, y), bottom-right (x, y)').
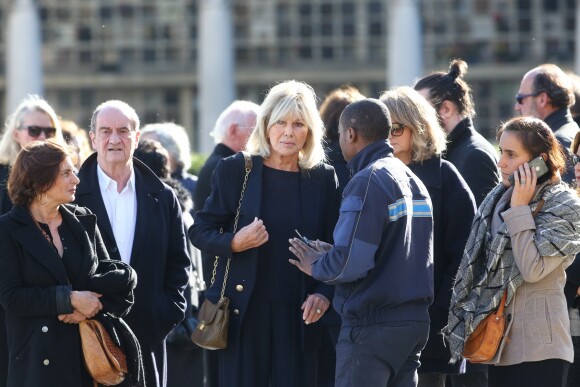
top-left (0, 141), bottom-right (137, 387)
top-left (381, 87), bottom-right (477, 387)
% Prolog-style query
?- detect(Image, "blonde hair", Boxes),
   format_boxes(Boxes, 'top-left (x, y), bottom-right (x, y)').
top-left (380, 86), bottom-right (447, 163)
top-left (0, 95), bottom-right (64, 165)
top-left (246, 80), bottom-right (326, 169)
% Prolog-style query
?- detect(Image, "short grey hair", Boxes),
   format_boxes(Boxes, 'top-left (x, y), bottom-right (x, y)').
top-left (140, 122), bottom-right (192, 171)
top-left (210, 100), bottom-right (260, 144)
top-left (90, 100), bottom-right (140, 133)
top-left (246, 80), bottom-right (326, 170)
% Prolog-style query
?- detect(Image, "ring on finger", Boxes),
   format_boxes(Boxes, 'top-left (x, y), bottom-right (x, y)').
top-left (316, 308), bottom-right (322, 314)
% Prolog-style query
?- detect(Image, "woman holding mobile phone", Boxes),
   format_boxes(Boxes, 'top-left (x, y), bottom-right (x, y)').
top-left (447, 116), bottom-right (580, 387)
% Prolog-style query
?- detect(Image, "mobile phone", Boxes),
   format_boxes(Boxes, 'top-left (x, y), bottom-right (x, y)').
top-left (508, 155), bottom-right (549, 186)
top-left (294, 230), bottom-right (313, 246)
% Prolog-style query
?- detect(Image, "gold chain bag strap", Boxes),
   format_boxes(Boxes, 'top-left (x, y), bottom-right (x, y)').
top-left (463, 199), bottom-right (545, 363)
top-left (191, 152), bottom-right (253, 350)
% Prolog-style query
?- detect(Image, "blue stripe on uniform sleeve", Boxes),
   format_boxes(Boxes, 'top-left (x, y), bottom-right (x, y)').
top-left (388, 198), bottom-right (432, 221)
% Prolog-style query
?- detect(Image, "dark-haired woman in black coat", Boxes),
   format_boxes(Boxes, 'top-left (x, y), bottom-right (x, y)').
top-left (0, 141), bottom-right (137, 387)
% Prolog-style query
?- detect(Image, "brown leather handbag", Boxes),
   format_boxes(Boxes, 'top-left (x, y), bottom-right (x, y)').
top-left (463, 290), bottom-right (507, 363)
top-left (191, 152), bottom-right (252, 350)
top-left (79, 319), bottom-right (128, 386)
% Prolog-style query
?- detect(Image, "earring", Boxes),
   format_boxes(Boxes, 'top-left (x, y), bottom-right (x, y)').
top-left (40, 193), bottom-right (47, 206)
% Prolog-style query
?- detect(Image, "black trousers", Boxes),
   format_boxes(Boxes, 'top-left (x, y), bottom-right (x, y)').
top-left (488, 359), bottom-right (569, 387)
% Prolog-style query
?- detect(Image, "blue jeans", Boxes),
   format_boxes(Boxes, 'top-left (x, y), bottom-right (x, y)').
top-left (336, 321), bottom-right (429, 387)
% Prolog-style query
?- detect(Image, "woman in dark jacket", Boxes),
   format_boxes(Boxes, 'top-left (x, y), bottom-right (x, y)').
top-left (381, 86), bottom-right (477, 387)
top-left (0, 140), bottom-right (137, 387)
top-left (190, 80), bottom-right (340, 387)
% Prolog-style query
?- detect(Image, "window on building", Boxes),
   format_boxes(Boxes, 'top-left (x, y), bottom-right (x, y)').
top-left (343, 23), bottom-right (355, 36)
top-left (144, 48), bottom-right (156, 62)
top-left (322, 46), bottom-right (334, 59)
top-left (299, 4), bottom-right (312, 17)
top-left (299, 46), bottom-right (312, 59)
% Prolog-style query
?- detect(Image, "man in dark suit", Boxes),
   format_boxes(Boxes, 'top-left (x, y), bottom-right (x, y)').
top-left (515, 63), bottom-right (579, 184)
top-left (194, 100), bottom-right (259, 213)
top-left (192, 100), bottom-right (258, 387)
top-left (75, 100), bottom-right (190, 387)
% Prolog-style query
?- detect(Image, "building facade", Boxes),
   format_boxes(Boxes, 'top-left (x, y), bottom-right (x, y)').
top-left (0, 0), bottom-right (577, 150)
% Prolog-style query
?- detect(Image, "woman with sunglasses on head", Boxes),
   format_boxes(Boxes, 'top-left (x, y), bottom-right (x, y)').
top-left (447, 117), bottom-right (580, 387)
top-left (0, 95), bottom-right (65, 387)
top-left (380, 86), bottom-right (477, 387)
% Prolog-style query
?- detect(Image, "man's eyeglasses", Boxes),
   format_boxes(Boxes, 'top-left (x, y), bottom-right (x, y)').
top-left (573, 154), bottom-right (580, 166)
top-left (515, 92), bottom-right (540, 105)
top-left (390, 123), bottom-right (406, 137)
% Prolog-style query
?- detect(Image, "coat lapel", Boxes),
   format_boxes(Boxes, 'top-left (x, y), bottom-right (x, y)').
top-left (129, 167), bottom-right (162, 266)
top-left (10, 206), bottom-right (69, 284)
top-left (240, 155), bottom-right (263, 221)
top-left (60, 205), bottom-right (98, 286)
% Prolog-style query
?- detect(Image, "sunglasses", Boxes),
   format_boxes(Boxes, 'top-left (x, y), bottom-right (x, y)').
top-left (573, 154), bottom-right (580, 166)
top-left (20, 125), bottom-right (57, 138)
top-left (390, 123), bottom-right (406, 137)
top-left (515, 92), bottom-right (540, 105)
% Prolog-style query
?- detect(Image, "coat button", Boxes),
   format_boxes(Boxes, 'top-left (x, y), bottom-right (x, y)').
top-left (111, 246), bottom-right (118, 253)
top-left (233, 309), bottom-right (240, 315)
top-left (235, 284), bottom-right (244, 292)
top-left (41, 326), bottom-right (48, 333)
top-left (43, 359), bottom-right (50, 366)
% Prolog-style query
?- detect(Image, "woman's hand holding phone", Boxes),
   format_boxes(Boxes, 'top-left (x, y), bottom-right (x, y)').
top-left (511, 162), bottom-right (537, 208)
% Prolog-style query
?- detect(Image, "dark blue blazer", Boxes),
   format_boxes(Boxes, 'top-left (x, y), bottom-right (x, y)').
top-left (75, 153), bottom-right (190, 387)
top-left (409, 157), bottom-right (476, 374)
top-left (190, 153), bottom-right (340, 344)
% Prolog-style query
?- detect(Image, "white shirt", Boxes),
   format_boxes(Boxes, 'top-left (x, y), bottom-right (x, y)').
top-left (97, 164), bottom-right (137, 265)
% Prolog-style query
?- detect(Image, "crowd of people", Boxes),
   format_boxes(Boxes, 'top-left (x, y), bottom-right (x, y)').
top-left (0, 58), bottom-right (579, 387)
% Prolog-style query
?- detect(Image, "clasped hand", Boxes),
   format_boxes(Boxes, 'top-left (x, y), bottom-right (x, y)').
top-left (231, 217), bottom-right (269, 252)
top-left (58, 291), bottom-right (102, 324)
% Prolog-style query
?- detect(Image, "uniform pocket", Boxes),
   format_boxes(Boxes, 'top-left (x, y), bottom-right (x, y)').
top-left (334, 197), bottom-right (363, 248)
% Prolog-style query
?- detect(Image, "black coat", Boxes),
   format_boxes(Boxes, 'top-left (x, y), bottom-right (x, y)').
top-left (193, 144), bottom-right (236, 291)
top-left (324, 141), bottom-right (350, 195)
top-left (190, 153), bottom-right (340, 345)
top-left (75, 153), bottom-right (191, 387)
top-left (193, 143), bottom-right (235, 214)
top-left (0, 164), bottom-right (10, 387)
top-left (445, 118), bottom-right (500, 207)
top-left (409, 157), bottom-right (476, 374)
top-left (0, 204), bottom-right (136, 387)
top-left (0, 165), bottom-right (11, 216)
top-left (544, 108), bottom-right (579, 185)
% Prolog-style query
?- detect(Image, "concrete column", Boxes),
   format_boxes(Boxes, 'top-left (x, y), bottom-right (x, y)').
top-left (198, 0), bottom-right (235, 155)
top-left (387, 0), bottom-right (422, 88)
top-left (6, 0), bottom-right (44, 114)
